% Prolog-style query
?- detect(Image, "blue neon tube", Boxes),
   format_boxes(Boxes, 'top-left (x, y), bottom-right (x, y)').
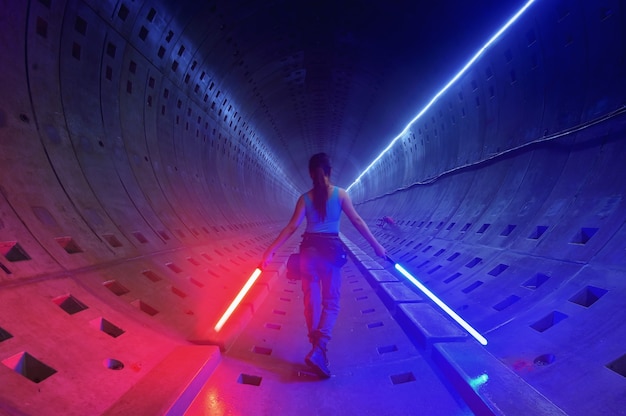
top-left (390, 258), bottom-right (488, 345)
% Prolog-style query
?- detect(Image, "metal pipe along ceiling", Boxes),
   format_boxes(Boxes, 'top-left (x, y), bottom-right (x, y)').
top-left (0, 0), bottom-right (625, 414)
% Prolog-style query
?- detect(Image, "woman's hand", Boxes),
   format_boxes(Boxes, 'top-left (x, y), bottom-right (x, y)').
top-left (261, 250), bottom-right (274, 269)
top-left (374, 243), bottom-right (387, 260)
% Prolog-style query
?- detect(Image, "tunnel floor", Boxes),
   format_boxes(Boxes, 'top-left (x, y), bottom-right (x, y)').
top-left (183, 259), bottom-right (472, 416)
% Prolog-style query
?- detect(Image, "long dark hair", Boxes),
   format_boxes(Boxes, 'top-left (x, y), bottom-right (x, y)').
top-left (308, 153), bottom-right (331, 221)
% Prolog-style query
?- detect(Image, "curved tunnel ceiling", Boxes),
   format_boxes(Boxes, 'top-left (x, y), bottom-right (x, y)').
top-left (1, 0), bottom-right (626, 414)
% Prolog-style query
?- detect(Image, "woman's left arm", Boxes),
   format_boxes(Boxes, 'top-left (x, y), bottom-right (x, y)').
top-left (261, 195), bottom-right (306, 267)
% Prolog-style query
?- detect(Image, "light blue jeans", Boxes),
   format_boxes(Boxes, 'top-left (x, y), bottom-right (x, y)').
top-left (299, 244), bottom-right (342, 347)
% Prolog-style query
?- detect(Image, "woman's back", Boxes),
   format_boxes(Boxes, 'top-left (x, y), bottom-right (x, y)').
top-left (303, 186), bottom-right (342, 234)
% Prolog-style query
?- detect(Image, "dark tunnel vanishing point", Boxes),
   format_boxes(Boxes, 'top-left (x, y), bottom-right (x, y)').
top-left (0, 0), bottom-right (625, 415)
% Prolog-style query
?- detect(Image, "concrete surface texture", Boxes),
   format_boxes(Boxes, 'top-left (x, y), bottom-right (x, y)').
top-left (0, 0), bottom-right (625, 414)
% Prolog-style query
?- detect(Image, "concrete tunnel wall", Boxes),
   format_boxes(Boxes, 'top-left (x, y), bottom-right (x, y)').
top-left (0, 0), bottom-right (625, 414)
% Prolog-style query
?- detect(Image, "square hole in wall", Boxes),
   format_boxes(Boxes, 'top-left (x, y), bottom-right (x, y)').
top-left (500, 224), bottom-right (516, 236)
top-left (0, 326), bottom-right (13, 342)
top-left (377, 345), bottom-right (398, 354)
top-left (368, 322), bottom-right (384, 329)
top-left (570, 227), bottom-right (599, 245)
top-left (189, 277), bottom-right (204, 288)
top-left (446, 222), bottom-right (456, 231)
top-left (528, 226), bottom-right (548, 240)
top-left (167, 263), bottom-right (182, 273)
top-left (158, 230), bottom-right (170, 240)
top-left (53, 294), bottom-right (88, 314)
top-left (444, 272), bottom-right (462, 283)
top-left (390, 372), bottom-right (416, 385)
top-left (461, 223), bottom-right (472, 232)
top-left (102, 234), bottom-right (123, 248)
top-left (142, 270), bottom-right (162, 282)
top-left (465, 257), bottom-right (482, 268)
top-left (2, 352), bottom-right (57, 383)
top-left (252, 346), bottom-right (272, 356)
top-left (477, 224), bottom-right (490, 234)
top-left (171, 286), bottom-right (187, 298)
top-left (238, 373), bottom-right (262, 386)
top-left (131, 300), bottom-right (159, 316)
top-left (89, 317), bottom-right (125, 338)
top-left (568, 286), bottom-right (607, 307)
top-left (103, 280), bottom-right (130, 296)
top-left (447, 252), bottom-right (460, 261)
top-left (265, 323), bottom-right (281, 330)
top-left (493, 295), bottom-right (521, 311)
top-left (0, 241), bottom-right (31, 262)
top-left (488, 264), bottom-right (509, 276)
top-left (522, 273), bottom-right (550, 290)
top-left (55, 237), bottom-right (83, 254)
top-left (606, 354), bottom-right (626, 378)
top-left (462, 280), bottom-right (483, 293)
top-left (133, 232), bottom-right (148, 244)
top-left (530, 311), bottom-right (567, 332)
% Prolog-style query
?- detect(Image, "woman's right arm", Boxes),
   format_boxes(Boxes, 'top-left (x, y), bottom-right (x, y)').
top-left (339, 189), bottom-right (386, 258)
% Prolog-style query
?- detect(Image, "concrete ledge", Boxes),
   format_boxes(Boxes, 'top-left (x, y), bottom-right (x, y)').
top-left (103, 345), bottom-right (221, 416)
top-left (379, 282), bottom-right (423, 312)
top-left (396, 303), bottom-right (468, 349)
top-left (432, 342), bottom-right (568, 416)
top-left (368, 269), bottom-right (399, 283)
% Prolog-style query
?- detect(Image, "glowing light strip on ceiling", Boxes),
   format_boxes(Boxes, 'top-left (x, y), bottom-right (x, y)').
top-left (347, 0), bottom-right (537, 192)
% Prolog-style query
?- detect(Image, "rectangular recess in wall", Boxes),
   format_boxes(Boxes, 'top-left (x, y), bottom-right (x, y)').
top-left (252, 346), bottom-right (272, 356)
top-left (530, 311), bottom-right (567, 332)
top-left (103, 280), bottom-right (130, 296)
top-left (0, 327), bottom-right (13, 342)
top-left (488, 264), bottom-right (509, 276)
top-left (465, 257), bottom-right (482, 268)
top-left (187, 257), bottom-right (200, 266)
top-left (493, 295), bottom-right (521, 311)
top-left (444, 272), bottom-right (462, 283)
top-left (55, 237), bottom-right (83, 254)
top-left (606, 354), bottom-right (626, 378)
top-left (447, 252), bottom-right (460, 261)
top-left (462, 280), bottom-right (483, 293)
top-left (0, 241), bottom-right (31, 262)
top-left (166, 262), bottom-right (182, 273)
top-left (53, 294), bottom-right (88, 314)
top-left (528, 226), bottom-right (549, 240)
top-left (142, 270), bottom-right (162, 282)
top-left (568, 286), bottom-right (607, 307)
top-left (102, 234), bottom-right (123, 248)
top-left (477, 223), bottom-right (490, 234)
top-left (390, 372), bottom-right (416, 385)
top-left (171, 286), bottom-right (187, 298)
top-left (89, 317), bottom-right (125, 338)
top-left (522, 273), bottom-right (550, 290)
top-left (189, 277), bottom-right (204, 288)
top-left (570, 227), bottom-right (599, 245)
top-left (131, 300), bottom-right (158, 316)
top-left (377, 345), bottom-right (398, 354)
top-left (133, 232), bottom-right (148, 244)
top-left (500, 224), bottom-right (516, 236)
top-left (238, 373), bottom-right (262, 386)
top-left (2, 352), bottom-right (57, 383)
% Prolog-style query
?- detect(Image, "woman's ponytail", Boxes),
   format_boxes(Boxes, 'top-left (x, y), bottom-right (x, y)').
top-left (308, 153), bottom-right (332, 221)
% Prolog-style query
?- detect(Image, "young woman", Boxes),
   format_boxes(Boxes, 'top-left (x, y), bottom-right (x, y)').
top-left (261, 153), bottom-right (386, 378)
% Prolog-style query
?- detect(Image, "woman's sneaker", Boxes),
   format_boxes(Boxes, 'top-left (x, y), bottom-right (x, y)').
top-left (305, 346), bottom-right (331, 378)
